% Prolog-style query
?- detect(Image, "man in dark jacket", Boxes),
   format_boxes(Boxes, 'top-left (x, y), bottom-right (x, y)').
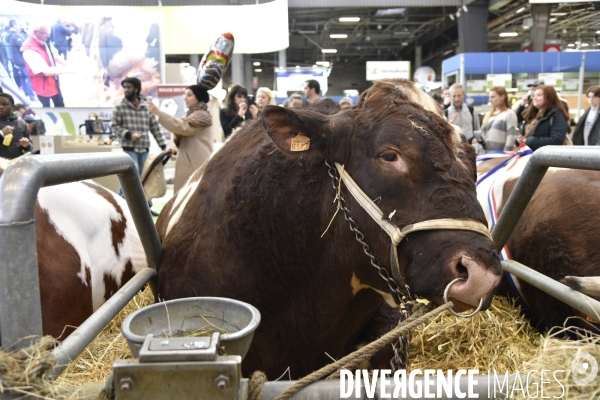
top-left (6, 20), bottom-right (36, 101)
top-left (0, 93), bottom-right (32, 159)
top-left (51, 19), bottom-right (74, 60)
top-left (572, 85), bottom-right (600, 146)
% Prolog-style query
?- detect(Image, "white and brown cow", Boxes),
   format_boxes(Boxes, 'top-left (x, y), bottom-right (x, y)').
top-left (156, 79), bottom-right (502, 379)
top-left (476, 152), bottom-right (600, 331)
top-left (0, 157), bottom-right (147, 343)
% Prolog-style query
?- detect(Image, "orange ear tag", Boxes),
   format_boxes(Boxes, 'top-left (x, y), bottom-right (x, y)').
top-left (291, 134), bottom-right (310, 152)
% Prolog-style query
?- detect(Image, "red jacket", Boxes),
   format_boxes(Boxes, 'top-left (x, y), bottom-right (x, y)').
top-left (20, 36), bottom-right (59, 97)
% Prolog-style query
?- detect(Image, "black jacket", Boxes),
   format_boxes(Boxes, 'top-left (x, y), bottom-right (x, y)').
top-left (572, 107), bottom-right (600, 146)
top-left (0, 113), bottom-right (32, 159)
top-left (522, 107), bottom-right (569, 151)
top-left (7, 29), bottom-right (26, 66)
top-left (220, 109), bottom-right (252, 139)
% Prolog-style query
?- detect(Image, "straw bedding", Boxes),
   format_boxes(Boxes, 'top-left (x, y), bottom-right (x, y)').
top-left (2, 289), bottom-right (598, 398)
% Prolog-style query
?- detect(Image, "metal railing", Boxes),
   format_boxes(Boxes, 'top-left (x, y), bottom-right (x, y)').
top-left (0, 153), bottom-right (161, 354)
top-left (493, 146), bottom-right (600, 321)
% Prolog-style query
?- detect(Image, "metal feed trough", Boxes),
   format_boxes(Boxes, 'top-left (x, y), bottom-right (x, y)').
top-left (0, 147), bottom-right (599, 399)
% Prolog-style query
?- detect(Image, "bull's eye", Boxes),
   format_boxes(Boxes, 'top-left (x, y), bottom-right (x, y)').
top-left (381, 153), bottom-right (397, 162)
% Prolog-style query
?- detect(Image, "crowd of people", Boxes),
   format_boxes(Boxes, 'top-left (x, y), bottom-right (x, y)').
top-left (438, 80), bottom-right (591, 154)
top-left (2, 70), bottom-right (597, 208)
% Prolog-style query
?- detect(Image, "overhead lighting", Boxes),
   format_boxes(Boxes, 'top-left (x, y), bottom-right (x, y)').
top-left (298, 30), bottom-right (317, 34)
top-left (596, 30), bottom-right (600, 34)
top-left (321, 48), bottom-right (338, 53)
top-left (443, 49), bottom-right (454, 56)
top-left (499, 32), bottom-right (518, 37)
top-left (312, 65), bottom-right (318, 68)
top-left (401, 42), bottom-right (408, 46)
top-left (568, 43), bottom-right (575, 47)
top-left (316, 61), bottom-right (330, 66)
top-left (582, 43), bottom-right (590, 47)
top-left (330, 34), bottom-right (348, 39)
top-left (516, 7), bottom-right (526, 14)
top-left (254, 69), bottom-right (262, 72)
top-left (462, 5), bottom-right (468, 12)
top-left (374, 8), bottom-right (405, 17)
top-left (550, 12), bottom-right (568, 16)
top-left (339, 17), bottom-right (360, 22)
top-left (253, 62), bottom-right (261, 66)
top-left (295, 65), bottom-right (301, 69)
top-left (449, 14), bottom-right (455, 21)
top-left (549, 18), bottom-right (558, 23)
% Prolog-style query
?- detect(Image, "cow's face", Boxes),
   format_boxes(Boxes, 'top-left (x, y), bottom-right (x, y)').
top-left (262, 79), bottom-right (501, 313)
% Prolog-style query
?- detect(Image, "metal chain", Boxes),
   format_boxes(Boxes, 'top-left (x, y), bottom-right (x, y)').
top-left (325, 160), bottom-right (410, 304)
top-left (324, 160), bottom-right (412, 371)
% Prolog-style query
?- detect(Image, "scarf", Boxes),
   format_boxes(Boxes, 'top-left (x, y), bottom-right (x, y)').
top-left (174, 102), bottom-right (212, 147)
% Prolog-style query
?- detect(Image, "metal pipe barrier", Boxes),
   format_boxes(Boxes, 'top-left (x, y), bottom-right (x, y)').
top-left (492, 146), bottom-right (600, 320)
top-left (503, 260), bottom-right (600, 320)
top-left (0, 153), bottom-right (162, 351)
top-left (50, 267), bottom-right (156, 378)
top-left (492, 146), bottom-right (600, 251)
top-left (255, 375), bottom-right (504, 399)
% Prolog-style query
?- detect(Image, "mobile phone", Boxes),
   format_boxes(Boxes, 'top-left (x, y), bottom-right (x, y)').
top-left (246, 95), bottom-right (255, 107)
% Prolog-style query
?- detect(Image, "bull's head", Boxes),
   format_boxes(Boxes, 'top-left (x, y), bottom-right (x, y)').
top-left (261, 79), bottom-right (502, 314)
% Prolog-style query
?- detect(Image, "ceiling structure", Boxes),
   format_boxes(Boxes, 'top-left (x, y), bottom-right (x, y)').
top-left (266, 0), bottom-right (600, 75)
top-left (18, 0), bottom-right (600, 75)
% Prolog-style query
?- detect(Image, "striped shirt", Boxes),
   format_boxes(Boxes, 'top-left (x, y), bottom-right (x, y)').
top-left (482, 109), bottom-right (518, 152)
top-left (111, 97), bottom-right (166, 153)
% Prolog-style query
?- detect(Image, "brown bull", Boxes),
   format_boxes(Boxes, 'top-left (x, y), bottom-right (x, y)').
top-left (477, 153), bottom-right (600, 331)
top-left (156, 79), bottom-right (502, 379)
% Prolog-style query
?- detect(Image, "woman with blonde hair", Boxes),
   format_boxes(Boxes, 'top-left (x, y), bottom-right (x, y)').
top-left (476, 86), bottom-right (518, 152)
top-left (255, 87), bottom-right (276, 113)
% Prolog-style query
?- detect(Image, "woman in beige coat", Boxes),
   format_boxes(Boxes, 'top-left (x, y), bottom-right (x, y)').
top-left (148, 85), bottom-right (213, 192)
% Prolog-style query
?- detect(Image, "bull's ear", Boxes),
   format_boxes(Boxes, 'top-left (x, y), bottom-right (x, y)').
top-left (261, 106), bottom-right (329, 154)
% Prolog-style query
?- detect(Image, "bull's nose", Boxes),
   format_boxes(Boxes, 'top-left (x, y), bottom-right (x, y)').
top-left (446, 254), bottom-right (501, 309)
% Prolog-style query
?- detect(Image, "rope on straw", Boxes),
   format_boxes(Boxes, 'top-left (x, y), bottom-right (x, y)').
top-left (270, 302), bottom-right (454, 400)
top-left (0, 336), bottom-right (58, 396)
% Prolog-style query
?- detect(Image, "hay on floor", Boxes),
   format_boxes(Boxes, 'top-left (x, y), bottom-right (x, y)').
top-left (410, 296), bottom-right (543, 372)
top-left (53, 285), bottom-right (155, 392)
top-left (7, 289), bottom-right (598, 398)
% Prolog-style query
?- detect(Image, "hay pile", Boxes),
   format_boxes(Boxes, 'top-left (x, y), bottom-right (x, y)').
top-left (520, 329), bottom-right (600, 399)
top-left (410, 296), bottom-right (543, 372)
top-left (5, 290), bottom-right (598, 398)
top-left (53, 286), bottom-right (155, 391)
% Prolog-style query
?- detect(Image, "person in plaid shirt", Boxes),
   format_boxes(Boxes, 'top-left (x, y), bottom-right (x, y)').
top-left (112, 77), bottom-right (173, 212)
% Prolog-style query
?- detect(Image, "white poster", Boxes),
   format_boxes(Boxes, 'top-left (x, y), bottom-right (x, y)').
top-left (39, 136), bottom-right (55, 154)
top-left (366, 61), bottom-right (410, 81)
top-left (486, 74), bottom-right (512, 90)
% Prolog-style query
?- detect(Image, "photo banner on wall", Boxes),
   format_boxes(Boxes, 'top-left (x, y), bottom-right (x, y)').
top-left (0, 8), bottom-right (163, 108)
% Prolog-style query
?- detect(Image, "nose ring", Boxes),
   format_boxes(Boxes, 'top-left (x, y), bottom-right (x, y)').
top-left (443, 277), bottom-right (484, 318)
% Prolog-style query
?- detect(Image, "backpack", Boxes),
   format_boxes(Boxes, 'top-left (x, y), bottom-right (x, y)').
top-left (444, 105), bottom-right (475, 122)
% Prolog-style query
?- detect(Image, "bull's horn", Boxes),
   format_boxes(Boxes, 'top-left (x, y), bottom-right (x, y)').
top-left (564, 276), bottom-right (600, 297)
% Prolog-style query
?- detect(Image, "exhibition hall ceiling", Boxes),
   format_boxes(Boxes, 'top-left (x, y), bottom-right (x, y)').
top-left (17, 0), bottom-right (600, 72)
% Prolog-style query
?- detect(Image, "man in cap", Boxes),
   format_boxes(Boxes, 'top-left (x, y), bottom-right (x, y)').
top-left (513, 80), bottom-right (544, 125)
top-left (111, 77), bottom-right (173, 211)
